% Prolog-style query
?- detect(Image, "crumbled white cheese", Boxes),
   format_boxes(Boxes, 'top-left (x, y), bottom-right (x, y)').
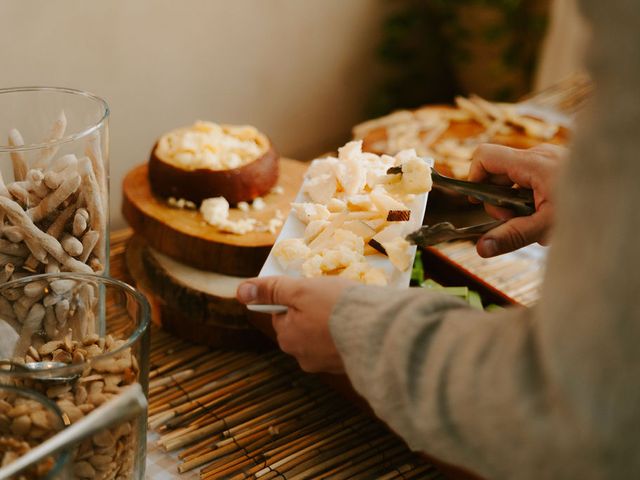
top-left (304, 220), bottom-right (330, 243)
top-left (237, 201), bottom-right (250, 212)
top-left (252, 197), bottom-right (266, 211)
top-left (167, 197), bottom-right (197, 210)
top-left (200, 196), bottom-right (256, 235)
top-left (272, 185), bottom-right (284, 195)
top-left (303, 173), bottom-right (337, 204)
top-left (291, 203), bottom-right (331, 224)
top-left (267, 218), bottom-right (284, 234)
top-left (326, 198), bottom-right (346, 213)
top-left (156, 121), bottom-right (269, 171)
top-left (273, 239), bottom-right (310, 270)
top-left (340, 262), bottom-right (387, 286)
top-left (200, 197), bottom-right (229, 225)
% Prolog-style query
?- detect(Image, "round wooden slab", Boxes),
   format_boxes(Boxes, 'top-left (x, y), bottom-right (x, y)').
top-left (125, 235), bottom-right (272, 349)
top-left (122, 158), bottom-right (307, 276)
top-left (361, 105), bottom-right (569, 179)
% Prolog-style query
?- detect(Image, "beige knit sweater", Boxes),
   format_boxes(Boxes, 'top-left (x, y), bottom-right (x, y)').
top-left (330, 1), bottom-right (640, 478)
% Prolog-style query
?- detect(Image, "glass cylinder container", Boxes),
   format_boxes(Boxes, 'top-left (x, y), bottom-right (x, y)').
top-left (0, 385), bottom-right (70, 479)
top-left (0, 273), bottom-right (150, 480)
top-left (0, 86), bottom-right (109, 278)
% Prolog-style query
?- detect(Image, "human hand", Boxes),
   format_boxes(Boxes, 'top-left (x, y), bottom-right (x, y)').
top-left (468, 143), bottom-right (567, 257)
top-left (236, 276), bottom-right (357, 374)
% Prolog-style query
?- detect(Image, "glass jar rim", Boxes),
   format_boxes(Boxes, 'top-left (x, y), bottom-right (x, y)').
top-left (0, 384), bottom-right (71, 478)
top-left (0, 86), bottom-right (109, 153)
top-left (0, 273), bottom-right (150, 379)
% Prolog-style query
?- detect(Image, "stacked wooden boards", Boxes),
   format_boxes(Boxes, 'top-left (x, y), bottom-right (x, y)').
top-left (122, 158), bottom-right (307, 348)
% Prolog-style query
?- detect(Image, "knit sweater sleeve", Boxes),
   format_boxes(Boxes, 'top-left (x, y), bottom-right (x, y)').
top-left (330, 2), bottom-right (640, 478)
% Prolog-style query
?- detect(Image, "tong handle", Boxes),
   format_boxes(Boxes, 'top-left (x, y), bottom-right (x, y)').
top-left (431, 170), bottom-right (535, 216)
top-left (386, 167), bottom-right (536, 216)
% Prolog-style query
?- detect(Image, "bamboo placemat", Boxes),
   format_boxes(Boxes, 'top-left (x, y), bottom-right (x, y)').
top-left (110, 230), bottom-right (443, 479)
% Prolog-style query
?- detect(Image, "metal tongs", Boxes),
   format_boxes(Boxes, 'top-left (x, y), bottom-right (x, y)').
top-left (406, 220), bottom-right (505, 248)
top-left (387, 166), bottom-right (535, 216)
top-left (386, 166), bottom-right (534, 248)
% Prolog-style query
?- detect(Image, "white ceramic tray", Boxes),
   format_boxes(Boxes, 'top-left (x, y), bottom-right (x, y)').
top-left (248, 159), bottom-right (432, 314)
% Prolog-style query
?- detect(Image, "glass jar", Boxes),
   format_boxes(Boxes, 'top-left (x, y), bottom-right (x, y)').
top-left (0, 273), bottom-right (150, 479)
top-left (0, 86), bottom-right (109, 277)
top-left (0, 385), bottom-right (70, 479)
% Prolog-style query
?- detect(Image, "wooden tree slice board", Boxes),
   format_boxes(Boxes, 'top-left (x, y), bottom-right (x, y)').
top-left (125, 235), bottom-right (272, 349)
top-left (122, 158), bottom-right (307, 276)
top-left (360, 105), bottom-right (570, 179)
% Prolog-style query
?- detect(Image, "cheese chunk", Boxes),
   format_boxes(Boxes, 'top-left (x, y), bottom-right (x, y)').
top-left (200, 197), bottom-right (230, 225)
top-left (273, 238), bottom-right (311, 270)
top-left (303, 174), bottom-right (337, 204)
top-left (291, 203), bottom-right (331, 224)
top-left (381, 237), bottom-right (412, 271)
top-left (400, 154), bottom-right (433, 194)
top-left (304, 220), bottom-right (330, 243)
top-left (200, 196), bottom-right (257, 234)
top-left (340, 262), bottom-right (388, 286)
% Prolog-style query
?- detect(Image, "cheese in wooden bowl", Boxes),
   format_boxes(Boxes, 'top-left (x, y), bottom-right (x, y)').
top-left (148, 121), bottom-right (279, 204)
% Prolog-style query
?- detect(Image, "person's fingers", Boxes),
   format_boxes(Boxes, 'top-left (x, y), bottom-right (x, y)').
top-left (469, 144), bottom-right (540, 188)
top-left (236, 276), bottom-right (300, 306)
top-left (476, 208), bottom-right (552, 257)
top-left (469, 144), bottom-right (517, 182)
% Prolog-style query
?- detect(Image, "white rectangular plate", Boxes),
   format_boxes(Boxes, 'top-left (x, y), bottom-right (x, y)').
top-left (247, 159), bottom-right (432, 314)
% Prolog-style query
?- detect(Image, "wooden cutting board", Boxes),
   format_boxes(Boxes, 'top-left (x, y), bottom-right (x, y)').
top-left (361, 105), bottom-right (570, 179)
top-left (122, 158), bottom-right (307, 277)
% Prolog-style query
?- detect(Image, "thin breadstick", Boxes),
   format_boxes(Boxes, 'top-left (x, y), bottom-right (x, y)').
top-left (0, 171), bottom-right (10, 198)
top-left (46, 153), bottom-right (78, 174)
top-left (26, 169), bottom-right (49, 198)
top-left (46, 201), bottom-right (78, 239)
top-left (7, 129), bottom-right (28, 181)
top-left (23, 237), bottom-right (48, 263)
top-left (3, 226), bottom-right (24, 243)
top-left (0, 239), bottom-right (28, 257)
top-left (27, 173), bottom-right (80, 223)
top-left (0, 263), bottom-right (14, 283)
top-left (78, 156), bottom-right (106, 263)
top-left (34, 110), bottom-right (67, 169)
top-left (45, 257), bottom-right (60, 273)
top-left (85, 133), bottom-right (108, 206)
top-left (15, 303), bottom-right (45, 357)
top-left (44, 162), bottom-right (78, 191)
top-left (0, 196), bottom-right (92, 273)
top-left (61, 234), bottom-right (83, 257)
top-left (79, 230), bottom-right (99, 263)
top-left (72, 209), bottom-right (88, 237)
top-left (7, 182), bottom-right (40, 207)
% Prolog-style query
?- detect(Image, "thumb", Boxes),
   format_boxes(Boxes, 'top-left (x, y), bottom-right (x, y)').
top-left (236, 276), bottom-right (299, 306)
top-left (476, 211), bottom-right (550, 257)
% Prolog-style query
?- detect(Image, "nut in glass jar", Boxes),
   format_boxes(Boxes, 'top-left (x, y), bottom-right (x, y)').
top-left (0, 274), bottom-right (150, 480)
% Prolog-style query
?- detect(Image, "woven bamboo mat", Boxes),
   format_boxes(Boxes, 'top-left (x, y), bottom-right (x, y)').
top-left (431, 241), bottom-right (546, 307)
top-left (110, 230), bottom-right (442, 479)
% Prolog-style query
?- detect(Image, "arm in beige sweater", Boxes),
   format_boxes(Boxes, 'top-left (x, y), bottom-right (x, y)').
top-left (330, 2), bottom-right (640, 478)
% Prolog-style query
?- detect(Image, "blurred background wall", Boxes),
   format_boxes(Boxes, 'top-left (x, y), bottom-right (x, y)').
top-left (0, 0), bottom-right (388, 228)
top-left (0, 0), bottom-right (587, 229)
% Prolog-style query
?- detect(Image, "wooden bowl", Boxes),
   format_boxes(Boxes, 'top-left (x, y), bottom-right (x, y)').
top-left (148, 142), bottom-right (279, 205)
